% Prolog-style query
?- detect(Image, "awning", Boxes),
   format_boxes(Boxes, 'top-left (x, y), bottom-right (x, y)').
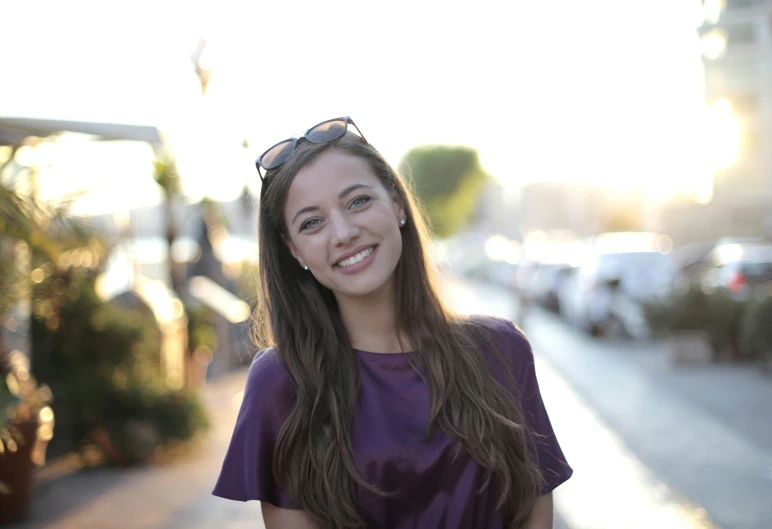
top-left (0, 116), bottom-right (164, 147)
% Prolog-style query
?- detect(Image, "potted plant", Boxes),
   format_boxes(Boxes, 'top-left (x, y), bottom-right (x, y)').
top-left (0, 349), bottom-right (54, 524)
top-left (643, 281), bottom-right (717, 365)
top-left (1, 150), bottom-right (90, 518)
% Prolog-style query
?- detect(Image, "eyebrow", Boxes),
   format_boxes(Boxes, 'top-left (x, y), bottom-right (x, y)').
top-left (291, 183), bottom-right (376, 225)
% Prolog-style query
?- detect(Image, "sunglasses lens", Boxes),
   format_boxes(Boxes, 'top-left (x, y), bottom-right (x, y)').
top-left (261, 139), bottom-right (295, 170)
top-left (306, 119), bottom-right (347, 143)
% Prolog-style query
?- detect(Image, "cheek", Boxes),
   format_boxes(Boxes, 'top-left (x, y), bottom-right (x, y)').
top-left (296, 237), bottom-right (329, 265)
top-left (370, 205), bottom-right (399, 230)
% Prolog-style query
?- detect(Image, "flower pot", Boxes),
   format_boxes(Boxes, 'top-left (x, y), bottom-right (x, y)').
top-left (666, 331), bottom-right (714, 365)
top-left (0, 420), bottom-right (38, 525)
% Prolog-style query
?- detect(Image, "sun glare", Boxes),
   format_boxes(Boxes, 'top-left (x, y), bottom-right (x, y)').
top-left (0, 0), bottom-right (720, 212)
top-left (704, 98), bottom-right (741, 170)
top-left (700, 29), bottom-right (727, 60)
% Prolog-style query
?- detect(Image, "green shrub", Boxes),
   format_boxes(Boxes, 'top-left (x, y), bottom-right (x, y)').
top-left (644, 281), bottom-right (716, 335)
top-left (740, 293), bottom-right (772, 363)
top-left (643, 280), bottom-right (746, 355)
top-left (30, 266), bottom-right (209, 461)
top-left (102, 376), bottom-right (209, 443)
top-left (186, 301), bottom-right (218, 353)
top-left (150, 389), bottom-right (209, 442)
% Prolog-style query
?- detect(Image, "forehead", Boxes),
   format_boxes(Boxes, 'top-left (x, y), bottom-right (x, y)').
top-left (285, 150), bottom-right (382, 210)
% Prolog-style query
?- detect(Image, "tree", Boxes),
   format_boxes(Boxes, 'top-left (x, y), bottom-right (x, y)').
top-left (0, 145), bottom-right (100, 467)
top-left (1, 147), bottom-right (96, 341)
top-left (398, 145), bottom-right (489, 238)
top-left (152, 150), bottom-right (186, 298)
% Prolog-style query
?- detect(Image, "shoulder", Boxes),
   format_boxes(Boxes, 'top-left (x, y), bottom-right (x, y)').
top-left (248, 347), bottom-right (291, 380)
top-left (242, 348), bottom-right (295, 414)
top-left (212, 348), bottom-right (297, 505)
top-left (466, 315), bottom-right (532, 358)
top-left (465, 315), bottom-right (536, 382)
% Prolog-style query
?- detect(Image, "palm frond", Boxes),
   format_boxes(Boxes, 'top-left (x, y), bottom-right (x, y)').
top-left (0, 164), bottom-right (107, 318)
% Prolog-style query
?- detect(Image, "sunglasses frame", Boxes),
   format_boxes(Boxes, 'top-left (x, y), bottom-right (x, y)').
top-left (255, 116), bottom-right (368, 181)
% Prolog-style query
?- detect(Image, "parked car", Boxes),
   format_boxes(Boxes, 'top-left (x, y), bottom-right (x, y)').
top-left (669, 242), bottom-right (714, 283)
top-left (529, 263), bottom-right (575, 314)
top-left (513, 258), bottom-right (539, 301)
top-left (461, 258), bottom-right (519, 289)
top-left (560, 249), bottom-right (674, 336)
top-left (699, 243), bottom-right (772, 301)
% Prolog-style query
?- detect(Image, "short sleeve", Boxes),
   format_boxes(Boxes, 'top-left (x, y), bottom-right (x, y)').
top-left (211, 348), bottom-right (299, 508)
top-left (475, 316), bottom-right (573, 494)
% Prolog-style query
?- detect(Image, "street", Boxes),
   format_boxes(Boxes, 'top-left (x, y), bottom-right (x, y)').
top-left (9, 279), bottom-right (772, 529)
top-left (2, 1), bottom-right (770, 527)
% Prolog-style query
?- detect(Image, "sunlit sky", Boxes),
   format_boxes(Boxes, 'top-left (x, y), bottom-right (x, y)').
top-left (0, 0), bottom-right (712, 215)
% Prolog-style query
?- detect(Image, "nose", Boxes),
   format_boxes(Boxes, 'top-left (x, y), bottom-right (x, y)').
top-left (330, 212), bottom-right (360, 247)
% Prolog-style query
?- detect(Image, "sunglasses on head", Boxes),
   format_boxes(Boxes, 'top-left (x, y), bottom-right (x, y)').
top-left (255, 116), bottom-right (368, 181)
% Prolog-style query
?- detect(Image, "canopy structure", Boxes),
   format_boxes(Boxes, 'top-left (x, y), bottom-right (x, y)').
top-left (0, 111), bottom-right (256, 208)
top-left (0, 116), bottom-right (164, 147)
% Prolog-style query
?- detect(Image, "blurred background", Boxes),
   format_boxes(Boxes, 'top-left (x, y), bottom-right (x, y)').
top-left (1, 0), bottom-right (771, 528)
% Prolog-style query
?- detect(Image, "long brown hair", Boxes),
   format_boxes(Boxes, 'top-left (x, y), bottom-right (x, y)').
top-left (253, 132), bottom-right (542, 528)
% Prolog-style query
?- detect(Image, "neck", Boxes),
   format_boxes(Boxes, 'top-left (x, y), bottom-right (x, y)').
top-left (335, 279), bottom-right (410, 354)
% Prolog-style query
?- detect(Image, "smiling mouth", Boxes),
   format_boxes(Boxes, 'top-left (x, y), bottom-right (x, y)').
top-left (335, 246), bottom-right (377, 268)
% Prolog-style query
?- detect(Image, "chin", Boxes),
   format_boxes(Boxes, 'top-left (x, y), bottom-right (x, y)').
top-left (336, 278), bottom-right (391, 299)
top-left (330, 269), bottom-right (395, 300)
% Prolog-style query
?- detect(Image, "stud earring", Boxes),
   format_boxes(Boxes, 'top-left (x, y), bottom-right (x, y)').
top-left (400, 218), bottom-right (406, 226)
top-left (303, 265), bottom-right (309, 270)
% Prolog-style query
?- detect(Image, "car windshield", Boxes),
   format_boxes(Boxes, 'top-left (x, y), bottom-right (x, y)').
top-left (596, 252), bottom-right (669, 276)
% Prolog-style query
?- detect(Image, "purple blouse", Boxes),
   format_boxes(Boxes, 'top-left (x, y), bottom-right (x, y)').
top-left (212, 316), bottom-right (572, 528)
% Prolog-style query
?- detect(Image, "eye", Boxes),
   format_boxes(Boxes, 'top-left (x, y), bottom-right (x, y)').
top-left (349, 195), bottom-right (372, 210)
top-left (300, 218), bottom-right (322, 231)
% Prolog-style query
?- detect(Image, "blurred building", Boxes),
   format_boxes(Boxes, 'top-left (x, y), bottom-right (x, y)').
top-left (515, 182), bottom-right (654, 239)
top-left (518, 182), bottom-right (602, 237)
top-left (467, 177), bottom-right (523, 240)
top-left (698, 0), bottom-right (772, 237)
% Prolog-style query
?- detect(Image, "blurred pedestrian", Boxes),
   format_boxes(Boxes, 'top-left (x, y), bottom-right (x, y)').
top-left (212, 117), bottom-right (572, 529)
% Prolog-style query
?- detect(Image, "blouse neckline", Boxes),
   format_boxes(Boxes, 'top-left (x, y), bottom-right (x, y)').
top-left (354, 349), bottom-right (415, 357)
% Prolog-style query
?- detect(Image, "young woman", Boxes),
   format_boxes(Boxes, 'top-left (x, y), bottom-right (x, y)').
top-left (212, 117), bottom-right (572, 529)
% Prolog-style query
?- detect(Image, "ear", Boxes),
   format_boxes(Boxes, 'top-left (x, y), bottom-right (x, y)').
top-left (389, 188), bottom-right (406, 222)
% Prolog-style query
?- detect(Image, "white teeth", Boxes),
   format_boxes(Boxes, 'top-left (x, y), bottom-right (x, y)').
top-left (337, 247), bottom-right (375, 268)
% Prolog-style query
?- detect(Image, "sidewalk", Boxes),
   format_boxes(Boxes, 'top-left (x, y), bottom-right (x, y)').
top-left (14, 359), bottom-right (571, 529)
top-left (443, 279), bottom-right (727, 529)
top-left (524, 305), bottom-right (772, 529)
top-left (9, 367), bottom-right (265, 529)
top-left (24, 276), bottom-right (771, 528)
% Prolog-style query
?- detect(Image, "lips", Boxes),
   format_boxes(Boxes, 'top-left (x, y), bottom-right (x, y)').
top-left (334, 244), bottom-right (378, 267)
top-left (334, 245), bottom-right (379, 276)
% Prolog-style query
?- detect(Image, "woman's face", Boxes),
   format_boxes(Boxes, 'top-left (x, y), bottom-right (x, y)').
top-left (283, 149), bottom-right (406, 301)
